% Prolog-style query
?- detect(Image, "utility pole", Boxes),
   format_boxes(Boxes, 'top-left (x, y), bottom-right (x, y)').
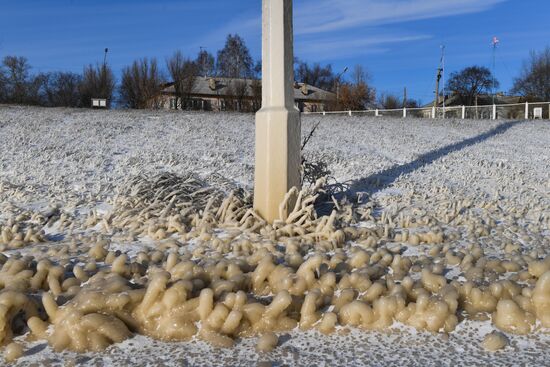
top-left (434, 67), bottom-right (442, 109)
top-left (433, 46), bottom-right (445, 110)
top-left (491, 37), bottom-right (499, 105)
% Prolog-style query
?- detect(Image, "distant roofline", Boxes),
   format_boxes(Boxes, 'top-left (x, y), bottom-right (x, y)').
top-left (161, 76), bottom-right (335, 102)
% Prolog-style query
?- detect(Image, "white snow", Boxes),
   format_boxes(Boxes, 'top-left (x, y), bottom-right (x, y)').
top-left (1, 105), bottom-right (550, 366)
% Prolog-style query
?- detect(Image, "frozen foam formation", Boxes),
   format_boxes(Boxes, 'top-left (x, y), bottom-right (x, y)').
top-left (133, 271), bottom-right (199, 341)
top-left (0, 224), bottom-right (45, 250)
top-left (27, 273), bottom-right (142, 352)
top-left (256, 332), bottom-right (278, 353)
top-left (395, 287), bottom-right (459, 333)
top-left (532, 271), bottom-right (550, 327)
top-left (493, 300), bottom-right (535, 335)
top-left (0, 291), bottom-right (38, 345)
top-left (3, 342), bottom-right (23, 362)
top-left (0, 169), bottom-right (549, 359)
top-left (483, 331), bottom-right (509, 352)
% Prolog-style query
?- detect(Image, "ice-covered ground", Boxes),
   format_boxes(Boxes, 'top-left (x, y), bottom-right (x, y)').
top-left (1, 105), bottom-right (549, 366)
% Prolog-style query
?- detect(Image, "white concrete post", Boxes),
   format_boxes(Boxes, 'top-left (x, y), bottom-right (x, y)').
top-left (525, 102), bottom-right (529, 120)
top-left (348, 110), bottom-right (352, 116)
top-left (462, 105), bottom-right (466, 120)
top-left (432, 106), bottom-right (436, 119)
top-left (403, 107), bottom-right (407, 118)
top-left (254, 0), bottom-right (301, 223)
top-left (323, 111), bottom-right (326, 116)
top-left (375, 109), bottom-right (379, 117)
top-left (492, 104), bottom-right (497, 120)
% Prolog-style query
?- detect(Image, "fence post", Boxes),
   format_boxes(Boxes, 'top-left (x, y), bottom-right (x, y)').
top-left (492, 104), bottom-right (497, 120)
top-left (348, 110), bottom-right (352, 117)
top-left (432, 107), bottom-right (436, 119)
top-left (403, 108), bottom-right (407, 118)
top-left (375, 109), bottom-right (379, 117)
top-left (462, 105), bottom-right (466, 120)
top-left (525, 102), bottom-right (529, 120)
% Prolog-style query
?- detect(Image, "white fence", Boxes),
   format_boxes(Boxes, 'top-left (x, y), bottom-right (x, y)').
top-left (305, 102), bottom-right (550, 120)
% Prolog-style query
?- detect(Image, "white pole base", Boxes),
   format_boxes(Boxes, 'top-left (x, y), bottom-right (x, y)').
top-left (254, 107), bottom-right (301, 223)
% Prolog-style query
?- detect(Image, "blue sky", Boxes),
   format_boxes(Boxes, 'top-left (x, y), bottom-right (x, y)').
top-left (1, 0), bottom-right (549, 103)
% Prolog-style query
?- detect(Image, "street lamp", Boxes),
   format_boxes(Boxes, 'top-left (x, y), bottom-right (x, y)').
top-left (335, 66), bottom-right (349, 107)
top-left (103, 48), bottom-right (109, 67)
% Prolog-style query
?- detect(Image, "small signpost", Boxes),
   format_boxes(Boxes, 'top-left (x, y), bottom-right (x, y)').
top-left (533, 107), bottom-right (543, 120)
top-left (92, 98), bottom-right (107, 108)
top-left (254, 0), bottom-right (301, 223)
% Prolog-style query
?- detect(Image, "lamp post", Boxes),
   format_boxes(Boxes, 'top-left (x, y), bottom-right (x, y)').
top-left (103, 48), bottom-right (109, 68)
top-left (335, 67), bottom-right (349, 108)
top-left (253, 0), bottom-right (301, 223)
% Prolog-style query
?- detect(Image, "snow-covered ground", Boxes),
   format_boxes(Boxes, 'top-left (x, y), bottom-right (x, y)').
top-left (1, 105), bottom-right (549, 366)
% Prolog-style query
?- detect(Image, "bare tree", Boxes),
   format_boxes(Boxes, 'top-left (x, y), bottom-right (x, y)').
top-left (222, 82), bottom-right (236, 111)
top-left (44, 72), bottom-right (82, 107)
top-left (336, 65), bottom-right (375, 111)
top-left (512, 47), bottom-right (550, 101)
top-left (232, 79), bottom-right (249, 112)
top-left (405, 99), bottom-right (420, 108)
top-left (196, 49), bottom-right (215, 77)
top-left (167, 51), bottom-right (198, 110)
top-left (216, 34), bottom-right (254, 78)
top-left (378, 93), bottom-right (401, 109)
top-left (25, 73), bottom-right (48, 106)
top-left (2, 56), bottom-right (31, 104)
top-left (0, 67), bottom-right (6, 103)
top-left (250, 79), bottom-right (262, 111)
top-left (253, 60), bottom-right (262, 79)
top-left (79, 63), bottom-right (116, 107)
top-left (295, 60), bottom-right (336, 92)
top-left (180, 60), bottom-right (199, 109)
top-left (446, 66), bottom-right (498, 106)
top-left (120, 58), bottom-right (165, 109)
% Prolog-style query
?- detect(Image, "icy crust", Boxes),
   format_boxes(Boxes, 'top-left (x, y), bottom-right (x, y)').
top-left (0, 106), bottom-right (550, 365)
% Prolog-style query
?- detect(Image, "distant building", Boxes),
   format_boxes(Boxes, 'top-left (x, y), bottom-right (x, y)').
top-left (158, 76), bottom-right (335, 113)
top-left (424, 92), bottom-right (526, 108)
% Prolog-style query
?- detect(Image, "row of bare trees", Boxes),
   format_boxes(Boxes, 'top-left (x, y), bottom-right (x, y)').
top-left (2, 39), bottom-right (549, 110)
top-left (0, 56), bottom-right (115, 108)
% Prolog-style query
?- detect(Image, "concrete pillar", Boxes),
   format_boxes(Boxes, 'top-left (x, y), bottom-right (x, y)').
top-left (492, 104), bottom-right (497, 120)
top-left (375, 109), bottom-right (379, 117)
top-left (348, 110), bottom-right (352, 116)
top-left (254, 0), bottom-right (301, 223)
top-left (462, 105), bottom-right (466, 120)
top-left (403, 107), bottom-right (407, 118)
top-left (432, 106), bottom-right (436, 119)
top-left (525, 102), bottom-right (529, 120)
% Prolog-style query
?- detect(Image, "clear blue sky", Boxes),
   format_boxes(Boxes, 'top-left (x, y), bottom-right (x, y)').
top-left (1, 0), bottom-right (549, 103)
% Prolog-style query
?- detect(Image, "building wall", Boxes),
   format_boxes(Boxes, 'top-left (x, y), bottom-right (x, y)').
top-left (158, 93), bottom-right (327, 113)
